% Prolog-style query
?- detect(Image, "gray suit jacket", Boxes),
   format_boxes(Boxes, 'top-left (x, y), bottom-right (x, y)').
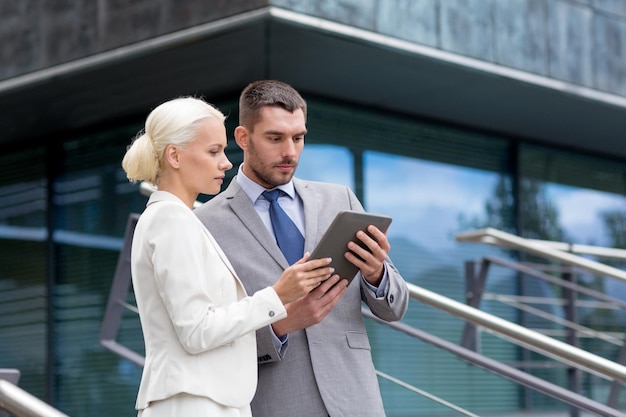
top-left (195, 177), bottom-right (409, 417)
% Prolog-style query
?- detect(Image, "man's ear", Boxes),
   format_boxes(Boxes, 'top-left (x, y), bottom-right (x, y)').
top-left (234, 126), bottom-right (249, 151)
top-left (163, 144), bottom-right (180, 169)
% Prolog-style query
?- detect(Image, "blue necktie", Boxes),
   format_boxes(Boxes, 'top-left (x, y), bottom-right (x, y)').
top-left (263, 189), bottom-right (304, 265)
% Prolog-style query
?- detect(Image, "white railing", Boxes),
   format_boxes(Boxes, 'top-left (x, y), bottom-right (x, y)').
top-left (407, 282), bottom-right (626, 384)
top-left (456, 227), bottom-right (626, 283)
top-left (0, 380), bottom-right (70, 417)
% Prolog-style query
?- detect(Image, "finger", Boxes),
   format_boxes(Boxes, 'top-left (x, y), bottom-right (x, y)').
top-left (355, 230), bottom-right (386, 255)
top-left (310, 265), bottom-right (335, 279)
top-left (318, 276), bottom-right (348, 304)
top-left (312, 268), bottom-right (335, 285)
top-left (302, 256), bottom-right (333, 271)
top-left (347, 241), bottom-right (375, 262)
top-left (311, 274), bottom-right (340, 296)
top-left (302, 269), bottom-right (333, 291)
top-left (294, 252), bottom-right (312, 264)
top-left (352, 232), bottom-right (388, 261)
top-left (367, 225), bottom-right (384, 238)
top-left (344, 251), bottom-right (370, 277)
top-left (367, 225), bottom-right (391, 251)
top-left (344, 250), bottom-right (381, 279)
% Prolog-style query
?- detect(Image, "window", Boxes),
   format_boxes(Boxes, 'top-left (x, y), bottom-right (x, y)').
top-left (0, 147), bottom-right (48, 401)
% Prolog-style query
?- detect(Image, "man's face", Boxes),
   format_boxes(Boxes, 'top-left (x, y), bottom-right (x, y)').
top-left (238, 106), bottom-right (307, 189)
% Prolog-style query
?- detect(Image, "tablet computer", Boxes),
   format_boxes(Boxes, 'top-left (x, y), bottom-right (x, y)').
top-left (309, 210), bottom-right (392, 283)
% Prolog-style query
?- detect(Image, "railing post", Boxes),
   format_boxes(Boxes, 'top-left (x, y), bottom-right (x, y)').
top-left (461, 259), bottom-right (490, 351)
top-left (98, 213), bottom-right (145, 367)
top-left (562, 263), bottom-right (581, 417)
top-left (608, 329), bottom-right (626, 407)
top-left (462, 260), bottom-right (478, 351)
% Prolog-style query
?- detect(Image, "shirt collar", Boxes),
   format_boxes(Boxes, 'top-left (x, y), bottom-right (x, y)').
top-left (235, 164), bottom-right (296, 203)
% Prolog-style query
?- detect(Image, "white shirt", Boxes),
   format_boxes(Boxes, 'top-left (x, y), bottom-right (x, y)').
top-left (235, 166), bottom-right (305, 239)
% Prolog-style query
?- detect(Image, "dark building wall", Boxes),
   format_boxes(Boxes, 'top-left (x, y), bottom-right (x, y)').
top-left (2, 0), bottom-right (625, 95)
top-left (0, 0), bottom-right (268, 81)
top-left (1, 0), bottom-right (625, 159)
top-left (274, 0), bottom-right (626, 97)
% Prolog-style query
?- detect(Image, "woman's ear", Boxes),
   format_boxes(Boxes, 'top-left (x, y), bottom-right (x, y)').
top-left (234, 126), bottom-right (249, 151)
top-left (163, 144), bottom-right (181, 169)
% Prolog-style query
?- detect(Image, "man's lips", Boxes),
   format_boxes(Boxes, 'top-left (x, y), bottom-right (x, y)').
top-left (276, 164), bottom-right (295, 172)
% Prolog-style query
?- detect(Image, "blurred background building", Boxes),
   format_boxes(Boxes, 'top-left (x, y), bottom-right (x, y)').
top-left (2, 1), bottom-right (626, 416)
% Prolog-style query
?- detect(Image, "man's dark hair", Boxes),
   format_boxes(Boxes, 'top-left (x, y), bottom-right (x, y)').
top-left (239, 80), bottom-right (307, 130)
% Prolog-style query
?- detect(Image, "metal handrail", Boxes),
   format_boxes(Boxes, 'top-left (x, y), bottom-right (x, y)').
top-left (0, 380), bottom-right (70, 417)
top-left (526, 239), bottom-right (626, 261)
top-left (374, 369), bottom-right (480, 417)
top-left (456, 227), bottom-right (626, 283)
top-left (456, 227), bottom-right (626, 410)
top-left (484, 294), bottom-right (623, 345)
top-left (363, 309), bottom-right (626, 417)
top-left (407, 282), bottom-right (626, 384)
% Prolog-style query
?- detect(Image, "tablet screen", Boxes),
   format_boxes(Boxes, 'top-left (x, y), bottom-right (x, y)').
top-left (309, 210), bottom-right (392, 282)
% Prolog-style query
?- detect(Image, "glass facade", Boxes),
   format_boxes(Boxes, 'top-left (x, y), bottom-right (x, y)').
top-left (519, 145), bottom-right (626, 408)
top-left (301, 102), bottom-right (520, 414)
top-left (0, 146), bottom-right (48, 403)
top-left (1, 97), bottom-right (626, 416)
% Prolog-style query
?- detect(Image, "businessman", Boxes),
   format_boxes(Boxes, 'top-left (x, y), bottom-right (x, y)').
top-left (195, 80), bottom-right (409, 417)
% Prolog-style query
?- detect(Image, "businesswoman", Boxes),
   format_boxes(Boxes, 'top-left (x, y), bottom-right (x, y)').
top-left (121, 97), bottom-right (335, 417)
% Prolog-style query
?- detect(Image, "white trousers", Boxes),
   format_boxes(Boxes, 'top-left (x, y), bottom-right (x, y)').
top-left (138, 393), bottom-right (252, 417)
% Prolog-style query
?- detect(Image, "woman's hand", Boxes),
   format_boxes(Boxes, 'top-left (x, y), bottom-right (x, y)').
top-left (272, 253), bottom-right (335, 304)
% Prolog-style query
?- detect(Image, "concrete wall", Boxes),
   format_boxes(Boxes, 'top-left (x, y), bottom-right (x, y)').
top-left (0, 0), bottom-right (267, 80)
top-left (274, 0), bottom-right (626, 96)
top-left (2, 0), bottom-right (625, 96)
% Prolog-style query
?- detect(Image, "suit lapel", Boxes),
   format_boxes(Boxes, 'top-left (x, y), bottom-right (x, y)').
top-left (294, 178), bottom-right (320, 254)
top-left (224, 179), bottom-right (290, 269)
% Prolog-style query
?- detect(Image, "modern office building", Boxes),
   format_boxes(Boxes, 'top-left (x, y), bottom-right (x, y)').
top-left (2, 1), bottom-right (626, 416)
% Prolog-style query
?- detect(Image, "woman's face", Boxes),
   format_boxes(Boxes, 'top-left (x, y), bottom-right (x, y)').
top-left (178, 117), bottom-right (233, 196)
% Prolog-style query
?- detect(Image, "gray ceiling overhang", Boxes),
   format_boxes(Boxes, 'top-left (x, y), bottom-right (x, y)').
top-left (1, 7), bottom-right (626, 159)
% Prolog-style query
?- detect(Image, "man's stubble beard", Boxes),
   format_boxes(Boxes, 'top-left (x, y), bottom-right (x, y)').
top-left (246, 149), bottom-right (297, 189)
top-left (248, 161), bottom-right (297, 188)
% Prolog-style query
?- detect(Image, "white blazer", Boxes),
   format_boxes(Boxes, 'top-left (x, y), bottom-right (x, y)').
top-left (131, 191), bottom-right (287, 410)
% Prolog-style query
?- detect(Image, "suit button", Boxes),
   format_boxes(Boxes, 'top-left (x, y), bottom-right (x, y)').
top-left (269, 311), bottom-right (275, 317)
top-left (389, 294), bottom-right (394, 303)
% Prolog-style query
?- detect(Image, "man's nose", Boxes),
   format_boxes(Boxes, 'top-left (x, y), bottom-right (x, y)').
top-left (282, 140), bottom-right (297, 158)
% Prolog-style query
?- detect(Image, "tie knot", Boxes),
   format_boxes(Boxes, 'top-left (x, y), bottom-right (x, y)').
top-left (263, 189), bottom-right (284, 203)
